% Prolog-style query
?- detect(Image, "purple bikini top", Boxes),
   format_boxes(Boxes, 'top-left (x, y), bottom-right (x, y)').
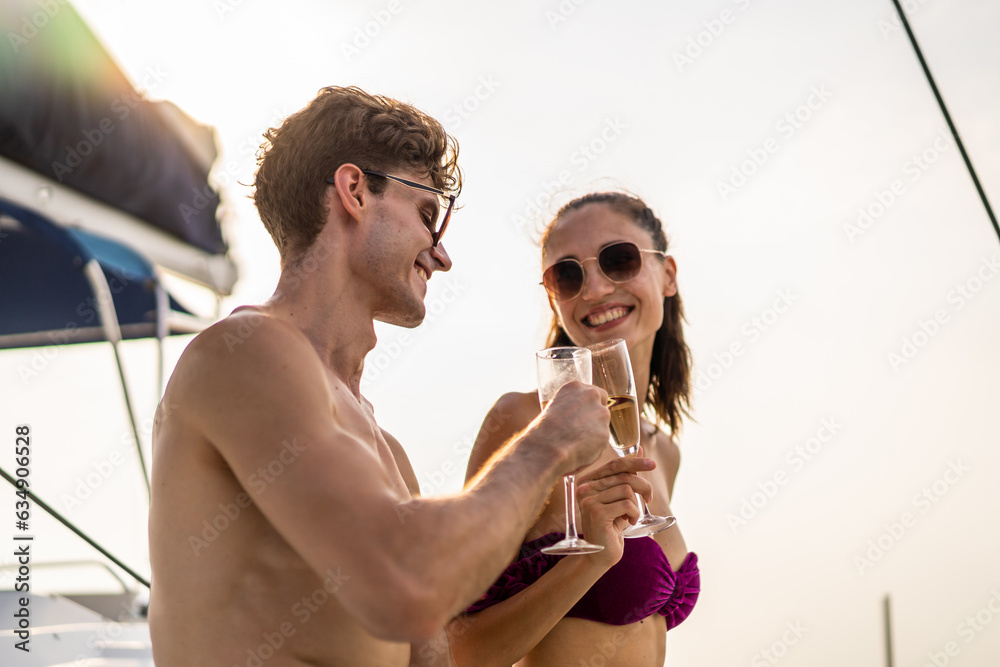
top-left (467, 533), bottom-right (699, 628)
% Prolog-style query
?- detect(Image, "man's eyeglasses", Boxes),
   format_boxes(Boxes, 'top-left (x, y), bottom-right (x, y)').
top-left (326, 170), bottom-right (456, 247)
top-left (541, 241), bottom-right (668, 301)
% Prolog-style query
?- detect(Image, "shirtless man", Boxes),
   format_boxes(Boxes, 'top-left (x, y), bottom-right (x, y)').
top-left (147, 86), bottom-right (652, 666)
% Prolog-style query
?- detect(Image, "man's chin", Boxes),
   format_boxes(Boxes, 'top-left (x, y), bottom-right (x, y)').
top-left (374, 305), bottom-right (425, 329)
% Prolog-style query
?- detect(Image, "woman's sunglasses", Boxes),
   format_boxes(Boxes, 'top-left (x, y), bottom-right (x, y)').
top-left (541, 241), bottom-right (668, 301)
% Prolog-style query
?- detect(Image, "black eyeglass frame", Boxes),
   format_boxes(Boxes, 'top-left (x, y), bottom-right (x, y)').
top-left (325, 169), bottom-right (456, 247)
top-left (540, 241), bottom-right (669, 301)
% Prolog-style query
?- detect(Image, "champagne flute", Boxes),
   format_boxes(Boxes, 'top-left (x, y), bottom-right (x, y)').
top-left (536, 346), bottom-right (605, 555)
top-left (588, 338), bottom-right (676, 537)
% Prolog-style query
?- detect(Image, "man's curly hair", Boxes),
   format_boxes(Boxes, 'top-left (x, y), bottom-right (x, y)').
top-left (252, 86), bottom-right (461, 263)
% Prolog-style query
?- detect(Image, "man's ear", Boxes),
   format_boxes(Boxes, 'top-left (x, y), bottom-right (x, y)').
top-left (662, 255), bottom-right (678, 298)
top-left (329, 163), bottom-right (367, 223)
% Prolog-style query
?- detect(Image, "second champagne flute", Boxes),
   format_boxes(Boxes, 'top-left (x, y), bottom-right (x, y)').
top-left (589, 338), bottom-right (676, 537)
top-left (536, 346), bottom-right (605, 555)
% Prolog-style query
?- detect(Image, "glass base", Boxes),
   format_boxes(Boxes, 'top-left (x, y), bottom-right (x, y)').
top-left (623, 514), bottom-right (676, 538)
top-left (540, 537), bottom-right (605, 555)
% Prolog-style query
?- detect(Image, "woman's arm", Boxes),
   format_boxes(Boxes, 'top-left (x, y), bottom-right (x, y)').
top-left (453, 393), bottom-right (599, 665)
top-left (449, 551), bottom-right (611, 667)
top-left (449, 395), bottom-right (653, 666)
top-left (449, 460), bottom-right (653, 667)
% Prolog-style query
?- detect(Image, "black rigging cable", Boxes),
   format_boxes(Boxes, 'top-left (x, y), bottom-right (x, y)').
top-left (0, 466), bottom-right (151, 590)
top-left (890, 0), bottom-right (1000, 246)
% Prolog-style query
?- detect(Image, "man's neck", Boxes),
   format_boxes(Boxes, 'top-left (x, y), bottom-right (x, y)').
top-left (264, 257), bottom-right (378, 397)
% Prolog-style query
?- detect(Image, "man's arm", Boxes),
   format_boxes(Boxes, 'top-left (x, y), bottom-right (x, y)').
top-left (379, 428), bottom-right (457, 667)
top-left (177, 314), bottom-right (609, 642)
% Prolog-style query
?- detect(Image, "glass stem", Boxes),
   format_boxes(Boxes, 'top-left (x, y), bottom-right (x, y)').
top-left (564, 474), bottom-right (581, 539)
top-left (624, 447), bottom-right (653, 520)
top-left (637, 493), bottom-right (654, 520)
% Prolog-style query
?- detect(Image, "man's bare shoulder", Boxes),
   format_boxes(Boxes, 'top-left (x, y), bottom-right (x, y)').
top-left (182, 306), bottom-right (307, 361)
top-left (160, 307), bottom-right (334, 437)
top-left (173, 307), bottom-right (320, 385)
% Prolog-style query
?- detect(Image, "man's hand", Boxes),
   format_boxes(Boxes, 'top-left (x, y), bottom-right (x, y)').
top-left (532, 381), bottom-right (610, 474)
top-left (576, 456), bottom-right (655, 565)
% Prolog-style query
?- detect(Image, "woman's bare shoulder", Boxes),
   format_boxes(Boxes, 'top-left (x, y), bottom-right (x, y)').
top-left (476, 391), bottom-right (541, 452)
top-left (645, 423), bottom-right (681, 490)
top-left (490, 391), bottom-right (542, 425)
top-left (465, 391), bottom-right (540, 480)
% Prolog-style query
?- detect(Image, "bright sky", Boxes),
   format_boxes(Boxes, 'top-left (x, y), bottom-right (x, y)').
top-left (2, 1), bottom-right (1000, 665)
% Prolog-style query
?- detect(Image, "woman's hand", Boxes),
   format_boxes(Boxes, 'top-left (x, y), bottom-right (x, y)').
top-left (575, 454), bottom-right (655, 566)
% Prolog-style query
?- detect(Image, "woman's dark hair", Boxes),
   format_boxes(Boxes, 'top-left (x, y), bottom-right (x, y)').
top-left (541, 192), bottom-right (692, 434)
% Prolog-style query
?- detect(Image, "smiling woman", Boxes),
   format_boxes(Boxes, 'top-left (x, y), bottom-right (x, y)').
top-left (543, 194), bottom-right (690, 436)
top-left (448, 192), bottom-right (698, 667)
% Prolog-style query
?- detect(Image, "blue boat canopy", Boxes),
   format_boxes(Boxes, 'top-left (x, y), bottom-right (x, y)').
top-left (0, 197), bottom-right (205, 349)
top-left (0, 0), bottom-right (237, 300)
top-left (0, 0), bottom-right (227, 255)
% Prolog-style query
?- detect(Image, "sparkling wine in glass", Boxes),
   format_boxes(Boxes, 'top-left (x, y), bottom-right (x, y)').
top-left (536, 346), bottom-right (605, 555)
top-left (589, 338), bottom-right (676, 537)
